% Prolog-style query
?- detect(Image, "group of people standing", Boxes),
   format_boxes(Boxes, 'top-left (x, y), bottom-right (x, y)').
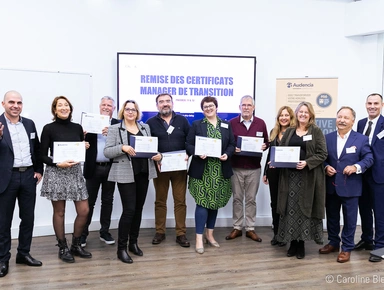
top-left (1, 90), bottom-right (383, 278)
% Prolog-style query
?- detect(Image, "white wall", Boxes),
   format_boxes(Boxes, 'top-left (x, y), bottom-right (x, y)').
top-left (1, 0), bottom-right (383, 237)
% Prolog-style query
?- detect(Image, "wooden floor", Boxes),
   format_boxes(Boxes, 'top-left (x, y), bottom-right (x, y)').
top-left (3, 226), bottom-right (383, 289)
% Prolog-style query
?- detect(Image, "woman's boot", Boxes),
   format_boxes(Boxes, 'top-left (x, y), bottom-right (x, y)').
top-left (287, 240), bottom-right (298, 257)
top-left (296, 240), bottom-right (305, 259)
top-left (56, 238), bottom-right (75, 263)
top-left (70, 235), bottom-right (92, 258)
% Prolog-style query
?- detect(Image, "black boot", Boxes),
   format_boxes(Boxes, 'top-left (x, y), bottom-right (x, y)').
top-left (287, 240), bottom-right (298, 257)
top-left (296, 240), bottom-right (305, 259)
top-left (117, 249), bottom-right (133, 263)
top-left (129, 243), bottom-right (143, 256)
top-left (70, 235), bottom-right (92, 258)
top-left (56, 238), bottom-right (75, 263)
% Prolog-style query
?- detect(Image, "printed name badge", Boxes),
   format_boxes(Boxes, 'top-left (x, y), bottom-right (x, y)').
top-left (221, 123), bottom-right (228, 129)
top-left (30, 132), bottom-right (36, 139)
top-left (377, 130), bottom-right (384, 139)
top-left (256, 132), bottom-right (263, 137)
top-left (303, 135), bottom-right (312, 141)
top-left (346, 147), bottom-right (356, 154)
top-left (167, 125), bottom-right (174, 134)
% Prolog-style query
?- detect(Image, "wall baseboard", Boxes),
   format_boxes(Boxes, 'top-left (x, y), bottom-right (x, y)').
top-left (12, 216), bottom-right (274, 238)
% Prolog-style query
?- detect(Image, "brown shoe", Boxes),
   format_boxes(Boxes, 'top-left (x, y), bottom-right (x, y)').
top-left (225, 229), bottom-right (242, 240)
top-left (152, 233), bottom-right (165, 245)
top-left (176, 235), bottom-right (190, 248)
top-left (319, 244), bottom-right (339, 254)
top-left (245, 230), bottom-right (262, 242)
top-left (337, 251), bottom-right (351, 263)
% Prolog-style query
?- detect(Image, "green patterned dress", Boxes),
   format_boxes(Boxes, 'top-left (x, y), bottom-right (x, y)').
top-left (188, 118), bottom-right (232, 210)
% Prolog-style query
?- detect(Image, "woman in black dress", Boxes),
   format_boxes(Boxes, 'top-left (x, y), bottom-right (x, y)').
top-left (263, 106), bottom-right (295, 246)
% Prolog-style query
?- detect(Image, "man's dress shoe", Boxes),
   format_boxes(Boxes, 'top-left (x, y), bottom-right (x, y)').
top-left (225, 229), bottom-right (242, 240)
top-left (319, 244), bottom-right (340, 254)
top-left (354, 240), bottom-right (373, 251)
top-left (152, 233), bottom-right (166, 245)
top-left (245, 230), bottom-right (262, 242)
top-left (369, 255), bottom-right (382, 263)
top-left (0, 261), bottom-right (9, 278)
top-left (337, 252), bottom-right (351, 263)
top-left (15, 253), bottom-right (42, 266)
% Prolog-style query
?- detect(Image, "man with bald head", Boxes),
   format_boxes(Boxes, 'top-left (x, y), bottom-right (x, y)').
top-left (0, 91), bottom-right (44, 277)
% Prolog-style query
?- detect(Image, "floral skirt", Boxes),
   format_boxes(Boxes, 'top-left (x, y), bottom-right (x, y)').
top-left (41, 164), bottom-right (88, 201)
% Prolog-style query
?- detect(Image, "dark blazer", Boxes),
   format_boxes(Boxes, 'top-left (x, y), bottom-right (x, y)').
top-left (83, 117), bottom-right (120, 179)
top-left (324, 130), bottom-right (373, 197)
top-left (0, 113), bottom-right (43, 194)
top-left (357, 115), bottom-right (384, 184)
top-left (186, 118), bottom-right (236, 179)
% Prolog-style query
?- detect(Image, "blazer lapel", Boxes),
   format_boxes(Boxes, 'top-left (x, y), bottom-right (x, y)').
top-left (340, 131), bottom-right (357, 159)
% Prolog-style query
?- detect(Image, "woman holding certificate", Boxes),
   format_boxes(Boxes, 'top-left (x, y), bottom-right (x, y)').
top-left (104, 100), bottom-right (160, 264)
top-left (186, 96), bottom-right (236, 254)
top-left (263, 106), bottom-right (295, 247)
top-left (276, 101), bottom-right (327, 259)
top-left (40, 96), bottom-right (92, 263)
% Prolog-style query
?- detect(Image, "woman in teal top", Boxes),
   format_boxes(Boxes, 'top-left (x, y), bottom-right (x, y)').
top-left (186, 96), bottom-right (236, 254)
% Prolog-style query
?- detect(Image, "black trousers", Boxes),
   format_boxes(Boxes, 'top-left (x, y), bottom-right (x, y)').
top-left (0, 167), bottom-right (37, 262)
top-left (267, 168), bottom-right (280, 236)
top-left (82, 164), bottom-right (116, 237)
top-left (117, 173), bottom-right (149, 249)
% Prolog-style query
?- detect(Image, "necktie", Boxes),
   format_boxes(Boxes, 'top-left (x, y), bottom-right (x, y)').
top-left (365, 121), bottom-right (373, 136)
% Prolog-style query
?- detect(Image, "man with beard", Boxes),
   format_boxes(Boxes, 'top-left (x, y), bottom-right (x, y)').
top-left (319, 106), bottom-right (373, 263)
top-left (146, 94), bottom-right (191, 247)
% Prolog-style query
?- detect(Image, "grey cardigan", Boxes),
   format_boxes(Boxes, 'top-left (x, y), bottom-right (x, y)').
top-left (104, 121), bottom-right (157, 183)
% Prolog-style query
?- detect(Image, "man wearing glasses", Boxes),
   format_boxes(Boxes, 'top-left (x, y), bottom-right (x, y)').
top-left (146, 94), bottom-right (191, 247)
top-left (225, 95), bottom-right (268, 243)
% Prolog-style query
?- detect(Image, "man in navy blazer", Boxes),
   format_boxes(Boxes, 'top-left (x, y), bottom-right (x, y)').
top-left (355, 93), bottom-right (384, 262)
top-left (0, 91), bottom-right (44, 277)
top-left (319, 107), bottom-right (373, 263)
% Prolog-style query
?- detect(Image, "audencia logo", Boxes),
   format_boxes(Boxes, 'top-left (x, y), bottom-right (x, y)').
top-left (286, 82), bottom-right (314, 88)
top-left (317, 93), bottom-right (332, 108)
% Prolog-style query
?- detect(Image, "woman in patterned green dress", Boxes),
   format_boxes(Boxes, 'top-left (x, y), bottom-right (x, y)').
top-left (186, 96), bottom-right (236, 254)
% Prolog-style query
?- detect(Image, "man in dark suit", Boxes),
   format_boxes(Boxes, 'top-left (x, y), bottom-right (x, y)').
top-left (319, 106), bottom-right (373, 263)
top-left (355, 93), bottom-right (384, 262)
top-left (81, 96), bottom-right (119, 247)
top-left (0, 90), bottom-right (44, 278)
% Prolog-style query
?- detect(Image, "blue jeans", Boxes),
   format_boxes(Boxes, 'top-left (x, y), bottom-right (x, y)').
top-left (195, 204), bottom-right (218, 234)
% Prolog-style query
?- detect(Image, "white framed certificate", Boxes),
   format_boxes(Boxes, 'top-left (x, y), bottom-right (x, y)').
top-left (130, 135), bottom-right (158, 158)
top-left (160, 150), bottom-right (187, 172)
top-left (81, 112), bottom-right (110, 134)
top-left (53, 142), bottom-right (86, 163)
top-left (236, 136), bottom-right (263, 156)
top-left (270, 146), bottom-right (300, 168)
top-left (195, 136), bottom-right (221, 158)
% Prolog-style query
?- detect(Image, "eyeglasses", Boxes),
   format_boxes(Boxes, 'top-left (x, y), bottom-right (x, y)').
top-left (124, 108), bottom-right (137, 113)
top-left (203, 104), bottom-right (215, 110)
top-left (126, 100), bottom-right (136, 104)
top-left (241, 104), bottom-right (253, 108)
